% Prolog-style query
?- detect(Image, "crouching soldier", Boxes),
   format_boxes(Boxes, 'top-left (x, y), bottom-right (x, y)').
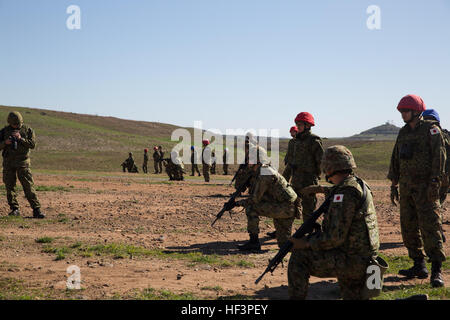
top-left (0, 112), bottom-right (45, 218)
top-left (288, 145), bottom-right (381, 300)
top-left (235, 146), bottom-right (298, 251)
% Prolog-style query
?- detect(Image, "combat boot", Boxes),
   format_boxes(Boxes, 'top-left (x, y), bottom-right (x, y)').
top-left (398, 258), bottom-right (428, 279)
top-left (33, 208), bottom-right (45, 219)
top-left (238, 234), bottom-right (261, 251)
top-left (430, 261), bottom-right (444, 288)
top-left (266, 231), bottom-right (277, 239)
top-left (8, 209), bottom-right (20, 217)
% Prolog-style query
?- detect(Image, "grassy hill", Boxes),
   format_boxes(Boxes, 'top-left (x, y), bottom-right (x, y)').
top-left (0, 105), bottom-right (395, 179)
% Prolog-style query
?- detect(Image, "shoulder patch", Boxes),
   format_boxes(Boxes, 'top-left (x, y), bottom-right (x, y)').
top-left (430, 127), bottom-right (440, 135)
top-left (333, 194), bottom-right (344, 202)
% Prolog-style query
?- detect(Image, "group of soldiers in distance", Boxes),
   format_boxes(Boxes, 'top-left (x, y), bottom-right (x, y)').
top-left (122, 142), bottom-right (230, 182)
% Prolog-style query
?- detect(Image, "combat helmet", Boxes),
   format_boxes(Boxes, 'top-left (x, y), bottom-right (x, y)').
top-left (321, 145), bottom-right (356, 176)
top-left (7, 111), bottom-right (23, 127)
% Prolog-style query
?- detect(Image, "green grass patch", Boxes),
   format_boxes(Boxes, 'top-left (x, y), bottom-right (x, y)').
top-left (201, 286), bottom-right (223, 292)
top-left (133, 287), bottom-right (198, 300)
top-left (380, 254), bottom-right (450, 275)
top-left (376, 284), bottom-right (450, 300)
top-left (35, 237), bottom-right (54, 244)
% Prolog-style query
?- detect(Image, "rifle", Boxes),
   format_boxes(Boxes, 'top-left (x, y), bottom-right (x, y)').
top-left (229, 163), bottom-right (246, 186)
top-left (255, 177), bottom-right (367, 284)
top-left (211, 171), bottom-right (252, 227)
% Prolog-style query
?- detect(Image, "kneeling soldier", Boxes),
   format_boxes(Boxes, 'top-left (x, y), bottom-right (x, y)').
top-left (288, 145), bottom-right (380, 300)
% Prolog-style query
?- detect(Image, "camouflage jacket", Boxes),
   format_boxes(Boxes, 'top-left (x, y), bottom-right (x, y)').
top-left (248, 165), bottom-right (297, 205)
top-left (443, 129), bottom-right (450, 175)
top-left (284, 138), bottom-right (296, 165)
top-left (308, 175), bottom-right (379, 258)
top-left (202, 146), bottom-right (212, 165)
top-left (0, 124), bottom-right (36, 167)
top-left (388, 119), bottom-right (446, 184)
top-left (291, 131), bottom-right (323, 177)
top-left (143, 153), bottom-right (149, 163)
top-left (153, 151), bottom-right (160, 161)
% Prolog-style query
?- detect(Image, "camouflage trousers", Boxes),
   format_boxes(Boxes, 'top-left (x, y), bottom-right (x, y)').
top-left (3, 165), bottom-right (41, 210)
top-left (288, 249), bottom-right (370, 300)
top-left (291, 172), bottom-right (319, 221)
top-left (158, 160), bottom-right (163, 174)
top-left (191, 163), bottom-right (201, 176)
top-left (223, 164), bottom-right (228, 175)
top-left (142, 162), bottom-right (148, 174)
top-left (439, 173), bottom-right (449, 205)
top-left (399, 182), bottom-right (446, 262)
top-left (154, 160), bottom-right (159, 173)
top-left (202, 164), bottom-right (210, 182)
top-left (246, 201), bottom-right (297, 247)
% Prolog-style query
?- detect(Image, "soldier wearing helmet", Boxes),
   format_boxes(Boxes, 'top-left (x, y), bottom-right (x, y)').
top-left (289, 112), bottom-right (324, 221)
top-left (282, 126), bottom-right (299, 182)
top-left (157, 146), bottom-right (164, 174)
top-left (153, 146), bottom-right (160, 174)
top-left (202, 139), bottom-right (211, 182)
top-left (422, 109), bottom-right (450, 206)
top-left (142, 148), bottom-right (149, 174)
top-left (388, 94), bottom-right (446, 288)
top-left (288, 145), bottom-right (381, 300)
top-left (0, 111), bottom-right (45, 218)
top-left (190, 146), bottom-right (201, 177)
top-left (235, 144), bottom-right (299, 251)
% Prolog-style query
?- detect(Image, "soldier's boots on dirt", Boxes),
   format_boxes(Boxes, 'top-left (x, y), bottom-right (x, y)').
top-left (33, 208), bottom-right (45, 219)
top-left (238, 234), bottom-right (261, 252)
top-left (266, 231), bottom-right (277, 239)
top-left (398, 258), bottom-right (429, 279)
top-left (430, 261), bottom-right (444, 288)
top-left (9, 209), bottom-right (20, 216)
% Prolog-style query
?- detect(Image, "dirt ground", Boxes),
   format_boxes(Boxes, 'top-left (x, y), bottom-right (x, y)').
top-left (0, 172), bottom-right (448, 300)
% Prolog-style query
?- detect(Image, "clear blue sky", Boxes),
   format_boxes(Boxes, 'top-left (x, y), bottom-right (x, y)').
top-left (0, 0), bottom-right (449, 137)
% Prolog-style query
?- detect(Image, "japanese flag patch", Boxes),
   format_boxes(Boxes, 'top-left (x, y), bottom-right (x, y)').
top-left (333, 194), bottom-right (344, 202)
top-left (430, 127), bottom-right (439, 135)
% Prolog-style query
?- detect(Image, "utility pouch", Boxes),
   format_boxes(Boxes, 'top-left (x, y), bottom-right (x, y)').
top-left (363, 256), bottom-right (389, 299)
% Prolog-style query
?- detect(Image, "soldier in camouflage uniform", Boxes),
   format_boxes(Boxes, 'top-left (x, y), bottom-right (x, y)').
top-left (235, 145), bottom-right (299, 251)
top-left (223, 148), bottom-right (229, 175)
top-left (0, 112), bottom-right (45, 218)
top-left (122, 153), bottom-right (138, 173)
top-left (282, 126), bottom-right (298, 182)
top-left (190, 146), bottom-right (201, 176)
top-left (289, 112), bottom-right (324, 221)
top-left (422, 109), bottom-right (450, 205)
top-left (157, 146), bottom-right (164, 174)
top-left (164, 150), bottom-right (185, 181)
top-left (202, 140), bottom-right (211, 182)
top-left (142, 149), bottom-right (149, 174)
top-left (153, 147), bottom-right (160, 174)
top-left (288, 145), bottom-right (380, 300)
top-left (388, 94), bottom-right (446, 288)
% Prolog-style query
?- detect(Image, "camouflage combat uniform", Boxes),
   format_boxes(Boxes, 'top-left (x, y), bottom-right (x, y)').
top-left (153, 150), bottom-right (160, 173)
top-left (157, 148), bottom-right (164, 174)
top-left (143, 151), bottom-right (149, 174)
top-left (440, 129), bottom-right (450, 204)
top-left (223, 150), bottom-right (229, 175)
top-left (290, 131), bottom-right (324, 221)
top-left (0, 112), bottom-right (41, 213)
top-left (288, 175), bottom-right (379, 300)
top-left (202, 146), bottom-right (211, 182)
top-left (191, 150), bottom-right (201, 176)
top-left (244, 165), bottom-right (298, 248)
top-left (282, 137), bottom-right (296, 181)
top-left (388, 119), bottom-right (446, 263)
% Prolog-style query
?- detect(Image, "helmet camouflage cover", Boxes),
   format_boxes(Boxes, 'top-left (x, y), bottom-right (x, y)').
top-left (7, 111), bottom-right (23, 126)
top-left (321, 145), bottom-right (357, 174)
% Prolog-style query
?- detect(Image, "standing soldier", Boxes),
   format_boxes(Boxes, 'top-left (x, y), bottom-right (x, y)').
top-left (235, 145), bottom-right (298, 251)
top-left (202, 139), bottom-right (211, 182)
top-left (211, 152), bottom-right (217, 174)
top-left (422, 109), bottom-right (450, 205)
top-left (142, 148), bottom-right (149, 174)
top-left (388, 94), bottom-right (446, 288)
top-left (0, 112), bottom-right (45, 218)
top-left (190, 146), bottom-right (201, 177)
top-left (153, 146), bottom-right (160, 174)
top-left (282, 126), bottom-right (299, 181)
top-left (157, 146), bottom-right (164, 174)
top-left (290, 112), bottom-right (324, 221)
top-left (223, 148), bottom-right (229, 175)
top-left (288, 146), bottom-right (381, 300)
